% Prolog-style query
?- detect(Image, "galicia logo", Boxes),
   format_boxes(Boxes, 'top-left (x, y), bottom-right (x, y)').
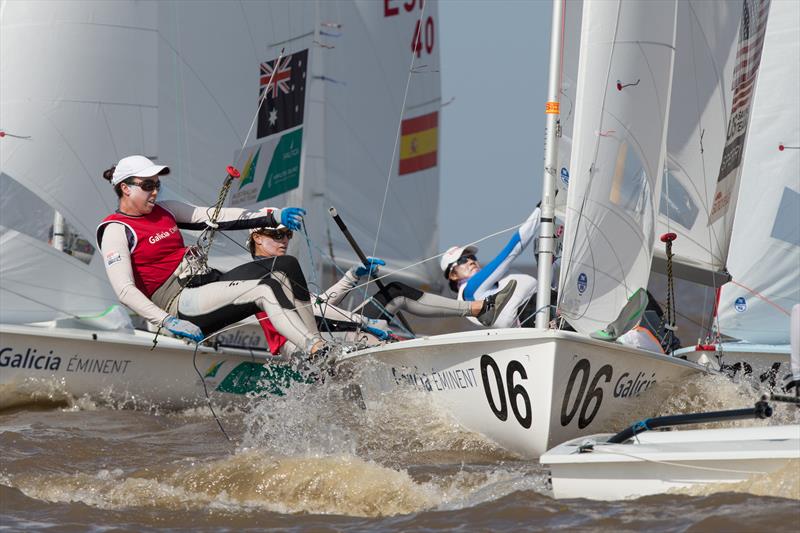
top-left (560, 167), bottom-right (570, 187)
top-left (734, 296), bottom-right (747, 313)
top-left (577, 273), bottom-right (588, 294)
top-left (148, 225), bottom-right (178, 245)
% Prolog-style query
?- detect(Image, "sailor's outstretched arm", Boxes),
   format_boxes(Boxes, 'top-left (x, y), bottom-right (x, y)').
top-left (158, 200), bottom-right (295, 231)
top-left (463, 207), bottom-right (541, 300)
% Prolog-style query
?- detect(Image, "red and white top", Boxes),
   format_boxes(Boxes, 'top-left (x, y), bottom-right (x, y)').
top-left (98, 205), bottom-right (187, 297)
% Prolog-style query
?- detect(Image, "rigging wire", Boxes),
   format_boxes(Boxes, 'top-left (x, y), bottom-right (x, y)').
top-left (363, 1), bottom-right (429, 320)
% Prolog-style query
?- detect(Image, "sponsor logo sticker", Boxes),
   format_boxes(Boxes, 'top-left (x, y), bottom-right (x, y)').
top-left (577, 272), bottom-right (588, 294)
top-left (105, 251), bottom-right (122, 266)
top-left (734, 296), bottom-right (747, 313)
top-left (560, 167), bottom-right (570, 187)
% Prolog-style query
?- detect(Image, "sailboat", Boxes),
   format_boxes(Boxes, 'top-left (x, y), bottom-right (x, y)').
top-left (338, 0), bottom-right (728, 459)
top-left (672, 0), bottom-right (798, 382)
top-left (0, 0), bottom-right (440, 408)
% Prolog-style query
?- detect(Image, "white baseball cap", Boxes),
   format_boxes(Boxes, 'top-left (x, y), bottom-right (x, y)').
top-left (248, 224), bottom-right (289, 235)
top-left (111, 155), bottom-right (170, 186)
top-left (440, 245), bottom-right (478, 277)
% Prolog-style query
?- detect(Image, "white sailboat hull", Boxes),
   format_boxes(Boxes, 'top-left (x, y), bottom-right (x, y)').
top-left (339, 329), bottom-right (708, 458)
top-left (0, 324), bottom-right (305, 410)
top-left (542, 424), bottom-right (800, 500)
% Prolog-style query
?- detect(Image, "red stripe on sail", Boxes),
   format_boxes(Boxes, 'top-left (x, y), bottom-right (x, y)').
top-left (399, 151), bottom-right (437, 175)
top-left (401, 112), bottom-right (438, 135)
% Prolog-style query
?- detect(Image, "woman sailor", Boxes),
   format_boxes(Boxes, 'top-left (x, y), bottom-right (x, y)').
top-left (244, 225), bottom-right (516, 355)
top-left (96, 155), bottom-right (328, 356)
top-left (442, 207), bottom-right (558, 328)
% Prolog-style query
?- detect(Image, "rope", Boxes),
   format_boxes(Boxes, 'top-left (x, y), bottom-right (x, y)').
top-left (365, 1), bottom-right (428, 308)
top-left (659, 234), bottom-right (678, 354)
top-left (589, 446), bottom-right (765, 475)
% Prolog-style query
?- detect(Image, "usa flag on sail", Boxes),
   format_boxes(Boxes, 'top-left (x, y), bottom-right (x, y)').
top-left (710, 0), bottom-right (770, 223)
top-left (257, 49), bottom-right (308, 139)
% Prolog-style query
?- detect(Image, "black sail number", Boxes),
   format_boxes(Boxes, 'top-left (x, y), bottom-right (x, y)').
top-left (560, 358), bottom-right (590, 426)
top-left (506, 360), bottom-right (532, 428)
top-left (480, 355), bottom-right (508, 421)
top-left (480, 355), bottom-right (532, 428)
top-left (579, 364), bottom-right (613, 428)
top-left (560, 358), bottom-right (613, 429)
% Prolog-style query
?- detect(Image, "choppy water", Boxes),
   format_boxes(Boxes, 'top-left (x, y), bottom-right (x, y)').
top-left (1, 369), bottom-right (798, 532)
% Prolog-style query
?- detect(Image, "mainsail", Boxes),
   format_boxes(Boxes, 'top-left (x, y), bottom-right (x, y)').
top-left (0, 1), bottom-right (441, 324)
top-left (716, 0), bottom-right (799, 344)
top-left (557, 0), bottom-right (678, 334)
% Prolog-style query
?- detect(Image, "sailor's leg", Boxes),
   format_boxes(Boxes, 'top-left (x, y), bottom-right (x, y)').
top-left (365, 282), bottom-right (475, 319)
top-left (177, 279), bottom-right (322, 352)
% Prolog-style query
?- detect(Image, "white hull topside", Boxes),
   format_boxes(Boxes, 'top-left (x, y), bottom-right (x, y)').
top-left (339, 328), bottom-right (709, 458)
top-left (542, 424), bottom-right (800, 500)
top-left (0, 323), bottom-right (297, 410)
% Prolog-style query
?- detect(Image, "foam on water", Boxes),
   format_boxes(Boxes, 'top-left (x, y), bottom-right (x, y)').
top-left (7, 449), bottom-right (544, 517)
top-left (240, 361), bottom-right (513, 462)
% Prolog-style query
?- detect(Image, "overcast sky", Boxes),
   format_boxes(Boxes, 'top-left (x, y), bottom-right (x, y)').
top-left (438, 0), bottom-right (552, 259)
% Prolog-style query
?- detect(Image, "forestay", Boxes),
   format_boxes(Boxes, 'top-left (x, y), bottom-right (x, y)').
top-left (558, 0), bottom-right (678, 334)
top-left (717, 0), bottom-right (799, 344)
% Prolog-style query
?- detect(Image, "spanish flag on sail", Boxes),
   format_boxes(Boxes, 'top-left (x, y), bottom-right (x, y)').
top-left (399, 111), bottom-right (438, 175)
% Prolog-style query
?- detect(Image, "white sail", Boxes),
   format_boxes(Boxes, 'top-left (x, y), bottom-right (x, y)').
top-left (716, 0), bottom-right (800, 345)
top-left (554, 0), bottom-right (584, 219)
top-left (0, 229), bottom-right (119, 324)
top-left (157, 1), bottom-right (442, 288)
top-left (558, 0), bottom-right (678, 334)
top-left (0, 0), bottom-right (441, 325)
top-left (655, 0), bottom-right (742, 276)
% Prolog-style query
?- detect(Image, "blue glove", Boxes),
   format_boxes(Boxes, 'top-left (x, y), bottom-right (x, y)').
top-left (355, 257), bottom-right (385, 278)
top-left (280, 207), bottom-right (306, 231)
top-left (363, 325), bottom-right (391, 341)
top-left (163, 316), bottom-right (204, 343)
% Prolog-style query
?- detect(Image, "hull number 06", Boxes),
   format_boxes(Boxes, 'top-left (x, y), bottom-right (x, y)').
top-left (479, 355), bottom-right (532, 429)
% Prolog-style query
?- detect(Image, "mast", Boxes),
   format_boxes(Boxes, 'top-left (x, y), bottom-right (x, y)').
top-left (51, 211), bottom-right (66, 252)
top-left (535, 0), bottom-right (564, 329)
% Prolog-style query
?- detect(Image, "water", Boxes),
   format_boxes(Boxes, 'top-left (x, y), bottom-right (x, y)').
top-left (1, 371), bottom-right (798, 532)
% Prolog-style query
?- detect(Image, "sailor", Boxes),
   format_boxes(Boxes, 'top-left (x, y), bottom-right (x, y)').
top-left (244, 226), bottom-right (514, 354)
top-left (442, 207), bottom-right (557, 328)
top-left (96, 155), bottom-right (328, 356)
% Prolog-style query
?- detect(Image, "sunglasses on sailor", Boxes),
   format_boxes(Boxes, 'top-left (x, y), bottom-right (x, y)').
top-left (446, 254), bottom-right (477, 277)
top-left (453, 254), bottom-right (477, 267)
top-left (261, 230), bottom-right (293, 241)
top-left (128, 179), bottom-right (161, 192)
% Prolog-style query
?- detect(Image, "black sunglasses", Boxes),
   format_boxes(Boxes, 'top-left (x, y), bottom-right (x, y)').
top-left (129, 179), bottom-right (161, 192)
top-left (263, 230), bottom-right (293, 241)
top-left (446, 254), bottom-right (477, 276)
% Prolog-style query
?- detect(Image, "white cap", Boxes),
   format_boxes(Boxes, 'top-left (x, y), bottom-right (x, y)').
top-left (440, 245), bottom-right (478, 276)
top-left (111, 155), bottom-right (169, 186)
top-left (249, 224), bottom-right (288, 235)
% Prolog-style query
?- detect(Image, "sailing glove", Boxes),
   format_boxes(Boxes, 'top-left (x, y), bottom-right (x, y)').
top-left (363, 325), bottom-right (391, 341)
top-left (163, 316), bottom-right (204, 343)
top-left (279, 207), bottom-right (306, 231)
top-left (355, 257), bottom-right (385, 278)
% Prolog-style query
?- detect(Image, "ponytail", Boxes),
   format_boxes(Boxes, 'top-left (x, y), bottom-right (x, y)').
top-left (102, 165), bottom-right (128, 198)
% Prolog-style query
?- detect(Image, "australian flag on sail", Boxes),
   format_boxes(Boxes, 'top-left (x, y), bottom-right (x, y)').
top-left (257, 49), bottom-right (308, 139)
